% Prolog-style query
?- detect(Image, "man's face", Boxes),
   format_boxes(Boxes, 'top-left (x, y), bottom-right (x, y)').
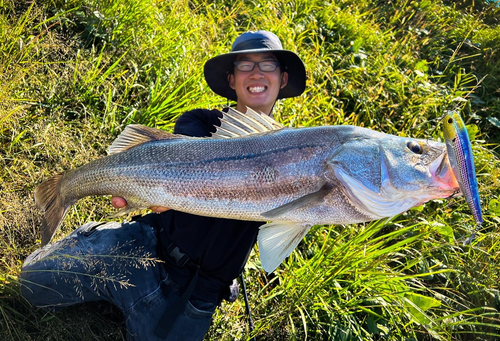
top-left (228, 52), bottom-right (288, 115)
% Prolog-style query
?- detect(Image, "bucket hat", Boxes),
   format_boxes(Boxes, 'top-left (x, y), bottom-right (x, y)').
top-left (204, 30), bottom-right (306, 101)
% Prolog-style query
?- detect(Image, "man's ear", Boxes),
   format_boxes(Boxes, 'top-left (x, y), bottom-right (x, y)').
top-left (281, 72), bottom-right (289, 89)
top-left (228, 73), bottom-right (235, 90)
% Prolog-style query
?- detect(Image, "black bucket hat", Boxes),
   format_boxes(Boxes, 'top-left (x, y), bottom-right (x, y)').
top-left (204, 30), bottom-right (306, 101)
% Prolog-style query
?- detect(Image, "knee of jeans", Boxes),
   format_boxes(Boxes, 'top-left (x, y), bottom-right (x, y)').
top-left (19, 278), bottom-right (76, 310)
top-left (18, 268), bottom-right (61, 308)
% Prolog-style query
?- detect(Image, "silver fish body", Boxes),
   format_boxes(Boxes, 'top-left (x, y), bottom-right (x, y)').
top-left (35, 108), bottom-right (459, 272)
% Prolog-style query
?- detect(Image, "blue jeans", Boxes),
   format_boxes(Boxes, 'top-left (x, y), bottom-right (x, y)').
top-left (20, 220), bottom-right (216, 341)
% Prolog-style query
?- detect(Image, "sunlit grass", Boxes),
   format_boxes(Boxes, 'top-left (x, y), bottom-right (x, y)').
top-left (1, 0), bottom-right (499, 340)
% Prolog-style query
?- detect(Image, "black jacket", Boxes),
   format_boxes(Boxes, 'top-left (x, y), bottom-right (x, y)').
top-left (143, 108), bottom-right (261, 303)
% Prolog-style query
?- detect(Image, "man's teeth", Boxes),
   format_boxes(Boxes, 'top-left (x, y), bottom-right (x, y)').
top-left (249, 86), bottom-right (265, 93)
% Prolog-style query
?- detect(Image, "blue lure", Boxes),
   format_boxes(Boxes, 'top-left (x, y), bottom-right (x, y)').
top-left (442, 112), bottom-right (483, 244)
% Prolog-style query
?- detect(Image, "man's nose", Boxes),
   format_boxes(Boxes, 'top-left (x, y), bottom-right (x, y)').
top-left (248, 67), bottom-right (264, 78)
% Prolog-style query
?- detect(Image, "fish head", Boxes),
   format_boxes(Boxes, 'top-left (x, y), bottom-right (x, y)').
top-left (327, 133), bottom-right (459, 219)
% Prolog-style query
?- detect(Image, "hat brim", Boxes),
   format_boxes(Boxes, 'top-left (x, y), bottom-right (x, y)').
top-left (204, 49), bottom-right (306, 101)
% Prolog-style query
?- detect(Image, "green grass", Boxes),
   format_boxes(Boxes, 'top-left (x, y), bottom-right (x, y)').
top-left (1, 0), bottom-right (499, 340)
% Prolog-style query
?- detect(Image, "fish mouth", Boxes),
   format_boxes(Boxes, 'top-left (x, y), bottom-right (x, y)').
top-left (430, 152), bottom-right (460, 195)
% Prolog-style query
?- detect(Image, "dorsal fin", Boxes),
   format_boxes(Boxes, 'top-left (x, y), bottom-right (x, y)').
top-left (212, 107), bottom-right (285, 139)
top-left (108, 124), bottom-right (183, 155)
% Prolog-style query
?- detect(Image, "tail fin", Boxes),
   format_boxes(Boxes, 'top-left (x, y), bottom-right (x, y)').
top-left (34, 173), bottom-right (70, 245)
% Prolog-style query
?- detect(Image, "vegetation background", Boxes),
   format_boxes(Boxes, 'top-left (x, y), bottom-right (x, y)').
top-left (1, 0), bottom-right (499, 340)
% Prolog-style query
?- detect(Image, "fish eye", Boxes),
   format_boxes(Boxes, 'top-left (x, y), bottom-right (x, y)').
top-left (407, 141), bottom-right (423, 154)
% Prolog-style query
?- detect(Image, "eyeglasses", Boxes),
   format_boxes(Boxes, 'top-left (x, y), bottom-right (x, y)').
top-left (233, 60), bottom-right (280, 72)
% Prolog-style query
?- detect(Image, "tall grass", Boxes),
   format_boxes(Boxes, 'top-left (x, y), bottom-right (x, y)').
top-left (1, 0), bottom-right (499, 340)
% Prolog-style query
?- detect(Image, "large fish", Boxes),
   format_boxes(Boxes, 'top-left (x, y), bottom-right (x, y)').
top-left (35, 108), bottom-right (459, 272)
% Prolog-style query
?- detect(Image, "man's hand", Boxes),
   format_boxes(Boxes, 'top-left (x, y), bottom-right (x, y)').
top-left (110, 196), bottom-right (128, 209)
top-left (111, 197), bottom-right (170, 213)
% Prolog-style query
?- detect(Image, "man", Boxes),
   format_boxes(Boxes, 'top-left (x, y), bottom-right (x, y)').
top-left (21, 30), bottom-right (306, 340)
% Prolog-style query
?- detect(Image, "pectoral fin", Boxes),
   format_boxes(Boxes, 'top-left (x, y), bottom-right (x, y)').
top-left (257, 222), bottom-right (312, 273)
top-left (261, 183), bottom-right (332, 219)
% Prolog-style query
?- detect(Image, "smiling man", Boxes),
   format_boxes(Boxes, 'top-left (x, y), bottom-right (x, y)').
top-left (204, 30), bottom-right (304, 116)
top-left (229, 52), bottom-right (289, 114)
top-left (21, 30), bottom-right (306, 340)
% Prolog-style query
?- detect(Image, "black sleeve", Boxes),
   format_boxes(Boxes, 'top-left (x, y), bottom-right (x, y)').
top-left (173, 109), bottom-right (223, 138)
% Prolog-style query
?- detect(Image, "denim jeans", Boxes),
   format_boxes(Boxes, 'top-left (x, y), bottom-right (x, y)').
top-left (20, 220), bottom-right (216, 341)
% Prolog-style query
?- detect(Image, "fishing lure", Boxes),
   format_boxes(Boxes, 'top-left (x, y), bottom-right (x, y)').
top-left (442, 111), bottom-right (483, 244)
